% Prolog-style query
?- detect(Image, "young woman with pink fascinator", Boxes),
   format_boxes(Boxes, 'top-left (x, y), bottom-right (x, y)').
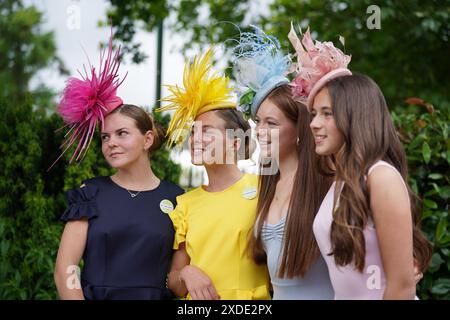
top-left (53, 31), bottom-right (184, 300)
top-left (288, 23), bottom-right (432, 299)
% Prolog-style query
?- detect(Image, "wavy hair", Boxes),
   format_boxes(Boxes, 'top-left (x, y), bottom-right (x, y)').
top-left (321, 74), bottom-right (432, 272)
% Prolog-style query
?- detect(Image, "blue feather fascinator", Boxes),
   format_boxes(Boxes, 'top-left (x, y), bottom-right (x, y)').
top-left (231, 26), bottom-right (291, 118)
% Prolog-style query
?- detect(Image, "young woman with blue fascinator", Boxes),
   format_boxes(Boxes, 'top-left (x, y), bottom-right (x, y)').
top-left (53, 31), bottom-right (184, 300)
top-left (158, 48), bottom-right (270, 300)
top-left (288, 24), bottom-right (431, 299)
top-left (232, 26), bottom-right (334, 299)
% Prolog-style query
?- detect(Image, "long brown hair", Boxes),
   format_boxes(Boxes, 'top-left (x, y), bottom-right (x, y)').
top-left (321, 74), bottom-right (432, 272)
top-left (109, 104), bottom-right (166, 153)
top-left (247, 85), bottom-right (331, 278)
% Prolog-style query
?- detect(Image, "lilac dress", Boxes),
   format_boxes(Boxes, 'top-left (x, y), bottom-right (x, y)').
top-left (313, 160), bottom-right (413, 299)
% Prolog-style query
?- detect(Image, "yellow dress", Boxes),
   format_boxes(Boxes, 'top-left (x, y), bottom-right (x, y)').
top-left (169, 173), bottom-right (270, 300)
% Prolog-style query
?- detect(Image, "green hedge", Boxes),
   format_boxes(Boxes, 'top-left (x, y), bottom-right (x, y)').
top-left (392, 102), bottom-right (450, 299)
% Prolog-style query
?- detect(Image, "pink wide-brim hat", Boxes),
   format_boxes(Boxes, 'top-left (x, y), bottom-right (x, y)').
top-left (307, 68), bottom-right (352, 110)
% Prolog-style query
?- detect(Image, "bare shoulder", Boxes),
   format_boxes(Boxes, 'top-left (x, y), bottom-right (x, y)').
top-left (367, 164), bottom-right (406, 191)
top-left (367, 164), bottom-right (411, 215)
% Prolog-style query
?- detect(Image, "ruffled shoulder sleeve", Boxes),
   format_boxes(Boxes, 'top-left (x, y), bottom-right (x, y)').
top-left (60, 182), bottom-right (99, 222)
top-left (168, 197), bottom-right (188, 250)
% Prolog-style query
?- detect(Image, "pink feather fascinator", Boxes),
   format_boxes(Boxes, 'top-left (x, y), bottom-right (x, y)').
top-left (288, 22), bottom-right (351, 109)
top-left (50, 29), bottom-right (126, 169)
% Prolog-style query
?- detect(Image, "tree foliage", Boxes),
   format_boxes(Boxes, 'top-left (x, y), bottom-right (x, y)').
top-left (0, 0), bottom-right (67, 108)
top-left (105, 0), bottom-right (450, 110)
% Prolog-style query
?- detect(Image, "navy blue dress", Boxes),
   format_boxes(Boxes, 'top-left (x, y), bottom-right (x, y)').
top-left (61, 176), bottom-right (184, 300)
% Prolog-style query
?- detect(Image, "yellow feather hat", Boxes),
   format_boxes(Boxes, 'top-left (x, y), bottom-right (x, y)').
top-left (157, 48), bottom-right (236, 148)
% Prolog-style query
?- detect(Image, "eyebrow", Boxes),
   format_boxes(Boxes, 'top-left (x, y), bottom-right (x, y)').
top-left (201, 125), bottom-right (216, 130)
top-left (191, 124), bottom-right (214, 132)
top-left (312, 106), bottom-right (332, 112)
top-left (101, 127), bottom-right (129, 135)
top-left (256, 116), bottom-right (278, 122)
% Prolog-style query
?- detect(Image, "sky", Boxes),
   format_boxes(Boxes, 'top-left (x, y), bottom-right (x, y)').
top-left (29, 0), bottom-right (186, 108)
top-left (28, 0), bottom-right (264, 185)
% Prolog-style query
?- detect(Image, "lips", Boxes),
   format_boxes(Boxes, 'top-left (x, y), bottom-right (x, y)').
top-left (191, 148), bottom-right (205, 159)
top-left (109, 152), bottom-right (123, 157)
top-left (314, 135), bottom-right (327, 145)
top-left (258, 140), bottom-right (271, 146)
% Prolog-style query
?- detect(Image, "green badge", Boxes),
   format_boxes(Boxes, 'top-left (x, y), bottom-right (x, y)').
top-left (160, 199), bottom-right (174, 214)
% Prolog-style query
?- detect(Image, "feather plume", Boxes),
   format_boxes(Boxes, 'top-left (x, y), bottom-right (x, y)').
top-left (231, 26), bottom-right (290, 117)
top-left (288, 22), bottom-right (351, 104)
top-left (49, 29), bottom-right (126, 169)
top-left (157, 48), bottom-right (235, 148)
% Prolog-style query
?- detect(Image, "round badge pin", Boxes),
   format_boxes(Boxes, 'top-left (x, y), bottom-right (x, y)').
top-left (160, 199), bottom-right (174, 214)
top-left (242, 186), bottom-right (257, 200)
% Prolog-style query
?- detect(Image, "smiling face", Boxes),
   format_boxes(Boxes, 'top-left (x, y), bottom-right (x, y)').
top-left (189, 110), bottom-right (238, 166)
top-left (309, 87), bottom-right (344, 156)
top-left (101, 112), bottom-right (153, 169)
top-left (255, 98), bottom-right (297, 161)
